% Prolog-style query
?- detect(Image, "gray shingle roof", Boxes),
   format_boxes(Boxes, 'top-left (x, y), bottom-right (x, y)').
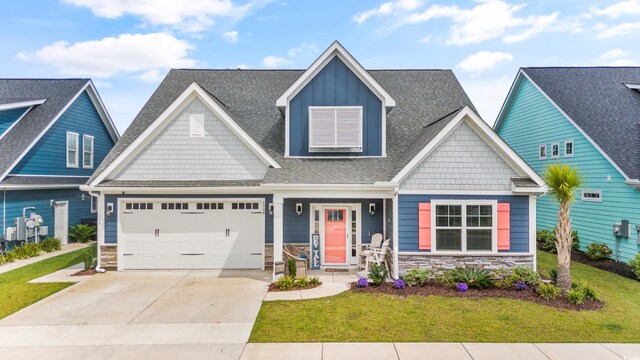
top-left (522, 67), bottom-right (640, 180)
top-left (90, 69), bottom-right (474, 185)
top-left (0, 79), bottom-right (90, 179)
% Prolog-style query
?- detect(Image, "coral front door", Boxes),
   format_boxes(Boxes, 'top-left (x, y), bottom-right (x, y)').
top-left (324, 208), bottom-right (348, 265)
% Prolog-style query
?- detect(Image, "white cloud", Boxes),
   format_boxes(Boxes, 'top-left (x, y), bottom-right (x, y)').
top-left (64, 0), bottom-right (254, 33)
top-left (503, 13), bottom-right (558, 43)
top-left (287, 43), bottom-right (320, 58)
top-left (236, 63), bottom-right (251, 69)
top-left (223, 30), bottom-right (239, 43)
top-left (599, 48), bottom-right (638, 66)
top-left (262, 55), bottom-right (292, 68)
top-left (457, 51), bottom-right (513, 73)
top-left (353, 0), bottom-right (422, 24)
top-left (138, 69), bottom-right (165, 82)
top-left (596, 21), bottom-right (640, 38)
top-left (592, 0), bottom-right (640, 18)
top-left (18, 33), bottom-right (196, 78)
top-left (458, 75), bottom-right (514, 125)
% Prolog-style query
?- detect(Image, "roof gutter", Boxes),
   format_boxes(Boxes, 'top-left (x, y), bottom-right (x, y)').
top-left (624, 179), bottom-right (640, 189)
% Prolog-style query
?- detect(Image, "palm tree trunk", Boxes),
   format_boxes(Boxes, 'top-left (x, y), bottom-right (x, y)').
top-left (556, 201), bottom-right (572, 292)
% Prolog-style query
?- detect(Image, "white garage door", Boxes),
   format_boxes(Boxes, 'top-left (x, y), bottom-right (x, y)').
top-left (120, 199), bottom-right (265, 270)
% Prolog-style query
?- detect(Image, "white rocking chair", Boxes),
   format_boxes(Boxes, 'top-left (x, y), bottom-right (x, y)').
top-left (365, 239), bottom-right (390, 273)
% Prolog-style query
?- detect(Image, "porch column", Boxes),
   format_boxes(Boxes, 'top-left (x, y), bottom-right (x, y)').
top-left (393, 193), bottom-right (399, 279)
top-left (272, 195), bottom-right (284, 279)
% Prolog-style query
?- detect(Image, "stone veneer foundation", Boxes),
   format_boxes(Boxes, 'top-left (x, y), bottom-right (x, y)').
top-left (100, 245), bottom-right (118, 270)
top-left (397, 253), bottom-right (534, 275)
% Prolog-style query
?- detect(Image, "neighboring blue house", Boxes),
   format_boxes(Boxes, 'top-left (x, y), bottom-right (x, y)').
top-left (85, 41), bottom-right (545, 277)
top-left (495, 67), bottom-right (640, 263)
top-left (0, 79), bottom-right (119, 246)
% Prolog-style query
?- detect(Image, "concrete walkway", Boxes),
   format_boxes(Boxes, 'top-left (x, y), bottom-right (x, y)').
top-left (0, 243), bottom-right (89, 274)
top-left (264, 269), bottom-right (357, 301)
top-left (240, 342), bottom-right (640, 360)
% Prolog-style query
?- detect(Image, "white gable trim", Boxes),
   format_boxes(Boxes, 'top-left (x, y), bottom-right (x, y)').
top-left (86, 81), bottom-right (120, 143)
top-left (276, 41), bottom-right (395, 109)
top-left (495, 70), bottom-right (635, 182)
top-left (0, 105), bottom-right (34, 142)
top-left (90, 82), bottom-right (281, 187)
top-left (0, 99), bottom-right (46, 111)
top-left (391, 106), bottom-right (546, 191)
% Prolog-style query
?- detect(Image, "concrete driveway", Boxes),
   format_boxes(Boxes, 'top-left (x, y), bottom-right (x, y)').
top-left (0, 270), bottom-right (270, 360)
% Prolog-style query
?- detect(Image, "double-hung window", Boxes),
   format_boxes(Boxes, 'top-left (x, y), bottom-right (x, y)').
top-left (83, 135), bottom-right (94, 168)
top-left (66, 132), bottom-right (79, 168)
top-left (308, 106), bottom-right (362, 151)
top-left (564, 140), bottom-right (574, 157)
top-left (551, 142), bottom-right (560, 158)
top-left (433, 201), bottom-right (496, 252)
top-left (539, 144), bottom-right (547, 159)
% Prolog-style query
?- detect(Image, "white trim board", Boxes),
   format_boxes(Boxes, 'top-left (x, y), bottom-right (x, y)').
top-left (0, 106), bottom-right (34, 142)
top-left (89, 82), bottom-right (281, 187)
top-left (86, 81), bottom-right (120, 143)
top-left (0, 99), bottom-right (46, 111)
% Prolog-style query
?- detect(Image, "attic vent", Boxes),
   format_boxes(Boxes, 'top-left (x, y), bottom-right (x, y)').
top-left (309, 106), bottom-right (362, 151)
top-left (189, 114), bottom-right (204, 137)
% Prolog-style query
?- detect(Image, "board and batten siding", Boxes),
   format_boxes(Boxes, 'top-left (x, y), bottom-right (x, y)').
top-left (114, 98), bottom-right (268, 181)
top-left (498, 77), bottom-right (640, 262)
top-left (400, 121), bottom-right (518, 191)
top-left (103, 194), bottom-right (273, 245)
top-left (0, 107), bottom-right (28, 137)
top-left (288, 56), bottom-right (383, 157)
top-left (10, 91), bottom-right (114, 176)
top-left (1, 189), bottom-right (93, 244)
top-left (398, 194), bottom-right (530, 253)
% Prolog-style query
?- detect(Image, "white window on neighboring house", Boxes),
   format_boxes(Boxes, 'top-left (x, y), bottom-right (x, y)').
top-left (83, 134), bottom-right (94, 168)
top-left (539, 144), bottom-right (547, 159)
top-left (66, 132), bottom-right (79, 168)
top-left (308, 106), bottom-right (362, 151)
top-left (582, 190), bottom-right (602, 202)
top-left (551, 142), bottom-right (560, 158)
top-left (190, 114), bottom-right (205, 137)
top-left (564, 140), bottom-right (574, 157)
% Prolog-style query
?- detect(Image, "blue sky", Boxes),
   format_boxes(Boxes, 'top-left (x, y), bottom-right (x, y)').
top-left (1, 0), bottom-right (639, 132)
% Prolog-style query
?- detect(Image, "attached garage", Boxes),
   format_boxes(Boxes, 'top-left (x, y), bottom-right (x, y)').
top-left (119, 198), bottom-right (265, 270)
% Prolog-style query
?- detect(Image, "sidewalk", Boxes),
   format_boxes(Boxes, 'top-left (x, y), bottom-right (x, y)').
top-left (240, 342), bottom-right (640, 360)
top-left (0, 243), bottom-right (89, 274)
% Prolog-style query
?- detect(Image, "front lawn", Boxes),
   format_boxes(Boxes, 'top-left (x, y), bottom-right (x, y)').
top-left (250, 251), bottom-right (640, 342)
top-left (0, 249), bottom-right (84, 319)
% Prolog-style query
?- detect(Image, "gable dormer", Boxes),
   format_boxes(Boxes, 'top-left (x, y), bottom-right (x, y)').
top-left (277, 41), bottom-right (395, 157)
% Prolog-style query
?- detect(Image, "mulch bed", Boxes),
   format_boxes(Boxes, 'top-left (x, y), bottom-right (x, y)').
top-left (570, 249), bottom-right (637, 280)
top-left (350, 282), bottom-right (604, 311)
top-left (268, 283), bottom-right (322, 292)
top-left (71, 269), bottom-right (97, 276)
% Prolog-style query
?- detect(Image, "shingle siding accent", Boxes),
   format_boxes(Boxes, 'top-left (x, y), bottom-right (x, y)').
top-left (400, 121), bottom-right (518, 191)
top-left (114, 98), bottom-right (268, 181)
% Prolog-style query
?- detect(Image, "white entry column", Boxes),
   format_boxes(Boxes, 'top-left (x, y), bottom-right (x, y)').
top-left (272, 194), bottom-right (284, 279)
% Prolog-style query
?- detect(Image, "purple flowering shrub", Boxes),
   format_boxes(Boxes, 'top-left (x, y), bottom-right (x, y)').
top-left (393, 279), bottom-right (407, 289)
top-left (356, 277), bottom-right (369, 288)
top-left (456, 282), bottom-right (468, 292)
top-left (514, 280), bottom-right (528, 291)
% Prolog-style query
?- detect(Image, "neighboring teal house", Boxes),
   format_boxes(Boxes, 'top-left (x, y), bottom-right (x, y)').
top-left (495, 67), bottom-right (640, 262)
top-left (0, 79), bottom-right (119, 246)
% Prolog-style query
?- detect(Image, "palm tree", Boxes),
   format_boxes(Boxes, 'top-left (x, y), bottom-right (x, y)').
top-left (543, 164), bottom-right (584, 292)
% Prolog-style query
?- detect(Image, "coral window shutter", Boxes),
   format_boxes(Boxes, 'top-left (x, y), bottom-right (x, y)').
top-left (418, 203), bottom-right (431, 250)
top-left (497, 203), bottom-right (510, 251)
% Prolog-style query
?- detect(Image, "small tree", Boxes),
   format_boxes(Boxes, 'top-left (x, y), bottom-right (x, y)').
top-left (68, 224), bottom-right (96, 243)
top-left (543, 164), bottom-right (583, 292)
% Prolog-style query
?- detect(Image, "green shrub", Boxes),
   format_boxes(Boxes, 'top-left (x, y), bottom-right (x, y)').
top-left (40, 238), bottom-right (62, 253)
top-left (308, 276), bottom-right (320, 286)
top-left (449, 268), bottom-right (492, 289)
top-left (69, 224), bottom-right (96, 243)
top-left (572, 281), bottom-right (599, 301)
top-left (287, 258), bottom-right (297, 278)
top-left (1, 251), bottom-right (16, 264)
top-left (81, 245), bottom-right (97, 271)
top-left (368, 263), bottom-right (388, 286)
top-left (537, 283), bottom-right (560, 300)
top-left (549, 267), bottom-right (558, 283)
top-left (537, 228), bottom-right (579, 253)
top-left (434, 271), bottom-right (457, 288)
top-left (402, 268), bottom-right (432, 286)
top-left (275, 276), bottom-right (294, 290)
top-left (567, 288), bottom-right (586, 305)
top-left (499, 266), bottom-right (540, 288)
top-left (294, 276), bottom-right (310, 287)
top-left (628, 254), bottom-right (640, 280)
top-left (12, 243), bottom-right (41, 260)
top-left (585, 242), bottom-right (612, 260)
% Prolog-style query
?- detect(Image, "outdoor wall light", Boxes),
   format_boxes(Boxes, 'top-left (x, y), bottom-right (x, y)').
top-left (268, 203), bottom-right (274, 216)
top-left (106, 203), bottom-right (114, 216)
top-left (295, 203), bottom-right (303, 216)
top-left (369, 203), bottom-right (376, 216)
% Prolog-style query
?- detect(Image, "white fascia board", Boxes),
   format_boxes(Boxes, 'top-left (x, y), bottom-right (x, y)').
top-left (86, 81), bottom-right (121, 142)
top-left (625, 83), bottom-right (640, 90)
top-left (0, 184), bottom-right (79, 190)
top-left (0, 99), bottom-right (46, 111)
top-left (0, 105), bottom-right (34, 142)
top-left (89, 82), bottom-right (281, 187)
top-left (390, 106), bottom-right (546, 188)
top-left (493, 69), bottom-right (525, 131)
top-left (511, 183), bottom-right (548, 194)
top-left (0, 82), bottom-right (90, 182)
top-left (80, 185), bottom-right (266, 194)
top-left (275, 41), bottom-right (396, 108)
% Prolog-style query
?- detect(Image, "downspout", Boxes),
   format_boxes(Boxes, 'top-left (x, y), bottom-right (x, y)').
top-left (89, 191), bottom-right (106, 273)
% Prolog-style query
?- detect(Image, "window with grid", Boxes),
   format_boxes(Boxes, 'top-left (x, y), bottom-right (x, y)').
top-left (434, 202), bottom-right (495, 252)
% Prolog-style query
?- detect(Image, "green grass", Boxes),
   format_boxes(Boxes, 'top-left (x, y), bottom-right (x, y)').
top-left (250, 251), bottom-right (640, 342)
top-left (0, 249), bottom-right (84, 319)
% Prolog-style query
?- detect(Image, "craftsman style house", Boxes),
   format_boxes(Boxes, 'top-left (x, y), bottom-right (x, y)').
top-left (84, 42), bottom-right (545, 277)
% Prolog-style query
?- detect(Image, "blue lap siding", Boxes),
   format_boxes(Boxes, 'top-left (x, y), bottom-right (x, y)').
top-left (398, 194), bottom-right (530, 253)
top-left (0, 108), bottom-right (28, 137)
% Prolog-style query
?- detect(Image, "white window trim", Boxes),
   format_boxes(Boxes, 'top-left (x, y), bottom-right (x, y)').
top-left (581, 189), bottom-right (602, 203)
top-left (551, 142), bottom-right (560, 159)
top-left (66, 131), bottom-right (79, 168)
top-left (564, 140), bottom-right (574, 158)
top-left (538, 144), bottom-right (547, 160)
top-left (82, 134), bottom-right (94, 169)
top-left (431, 199), bottom-right (498, 254)
top-left (90, 196), bottom-right (97, 214)
top-left (308, 106), bottom-right (363, 152)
